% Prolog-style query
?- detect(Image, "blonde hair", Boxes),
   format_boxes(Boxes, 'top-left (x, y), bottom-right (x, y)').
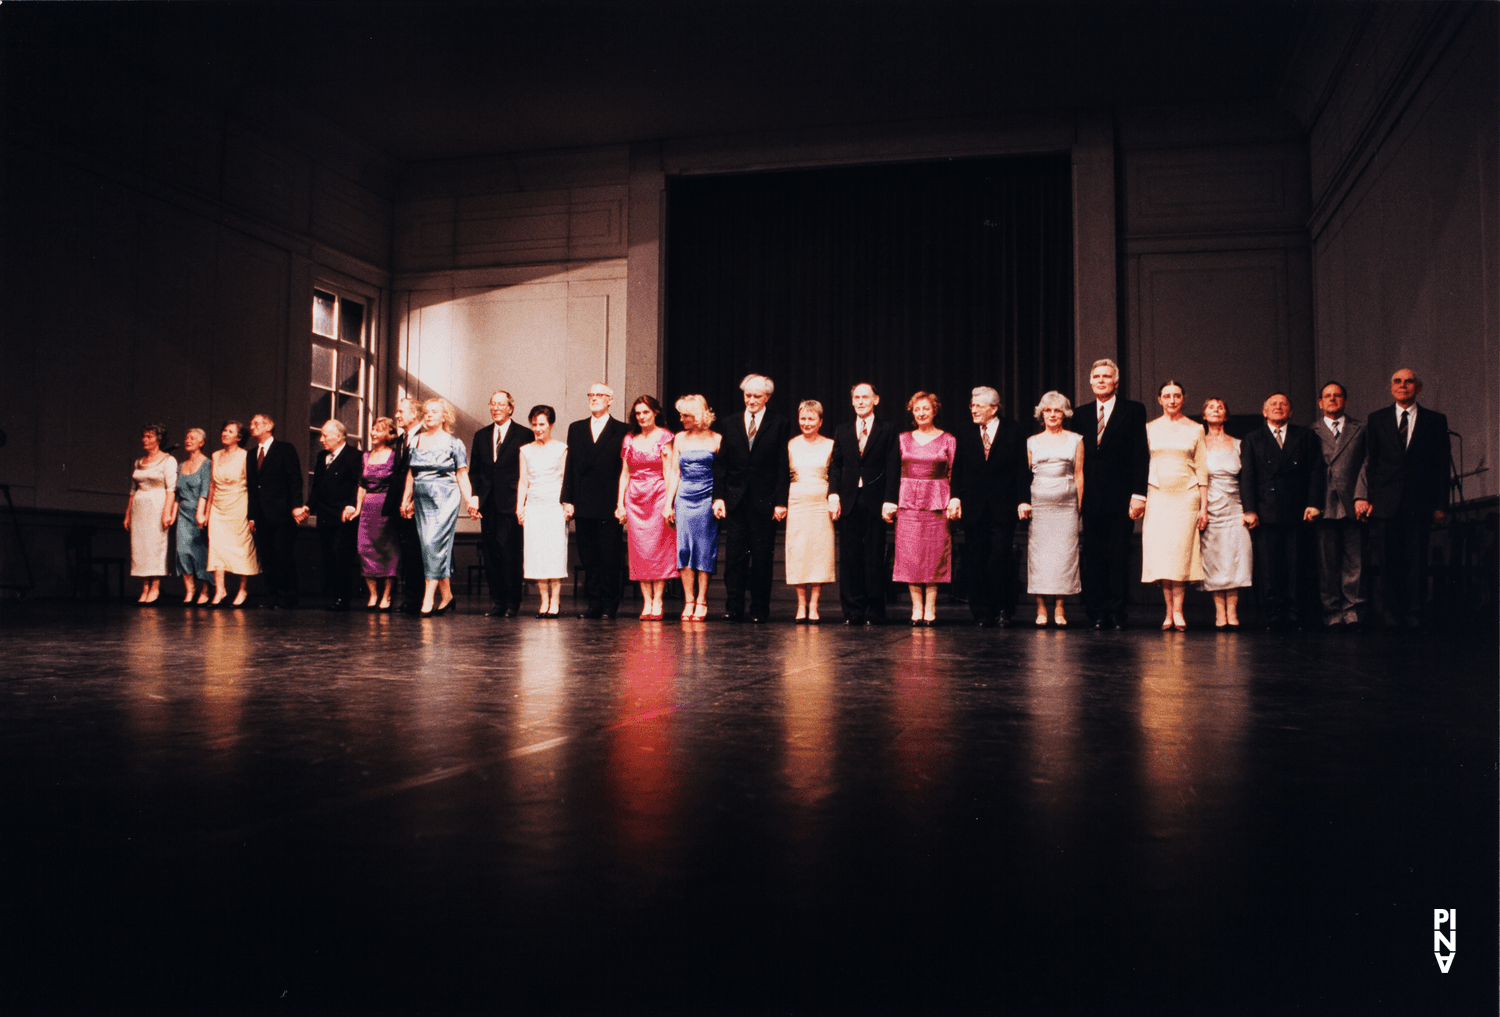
top-left (1033, 391), bottom-right (1073, 419)
top-left (797, 399), bottom-right (824, 418)
top-left (675, 394), bottom-right (716, 428)
top-left (423, 397), bottom-right (456, 434)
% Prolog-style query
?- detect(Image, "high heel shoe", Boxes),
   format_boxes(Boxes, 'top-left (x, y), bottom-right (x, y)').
top-left (1161, 618), bottom-right (1174, 631)
top-left (1172, 615), bottom-right (1187, 632)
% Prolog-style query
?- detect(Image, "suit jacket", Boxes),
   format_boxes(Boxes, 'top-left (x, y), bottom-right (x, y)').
top-left (827, 417), bottom-right (900, 506)
top-left (1239, 423), bottom-right (1327, 525)
top-left (383, 428), bottom-right (417, 519)
top-left (246, 438), bottom-right (303, 526)
top-left (950, 418), bottom-right (1029, 519)
top-left (307, 445), bottom-right (361, 524)
top-left (470, 420), bottom-right (528, 511)
top-left (559, 415), bottom-right (631, 518)
top-left (1362, 404), bottom-right (1450, 518)
top-left (1067, 398), bottom-right (1150, 516)
top-left (712, 411), bottom-right (791, 513)
top-left (1315, 416), bottom-right (1367, 521)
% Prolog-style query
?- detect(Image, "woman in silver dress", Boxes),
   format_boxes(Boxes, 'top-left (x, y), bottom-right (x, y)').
top-left (1198, 398), bottom-right (1253, 629)
top-left (1018, 392), bottom-right (1084, 626)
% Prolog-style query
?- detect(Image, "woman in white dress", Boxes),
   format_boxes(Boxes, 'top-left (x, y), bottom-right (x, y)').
top-left (1141, 381), bottom-right (1209, 631)
top-left (1017, 392), bottom-right (1084, 627)
top-left (1199, 398), bottom-right (1253, 629)
top-left (783, 400), bottom-right (836, 623)
top-left (517, 404), bottom-right (569, 617)
top-left (124, 423), bottom-right (178, 603)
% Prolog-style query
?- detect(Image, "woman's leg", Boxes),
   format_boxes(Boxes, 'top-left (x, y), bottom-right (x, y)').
top-left (907, 584), bottom-right (923, 621)
top-left (182, 575), bottom-right (196, 603)
top-left (1053, 596), bottom-right (1068, 626)
top-left (436, 577), bottom-right (453, 610)
top-left (808, 584), bottom-right (821, 620)
top-left (1212, 590), bottom-right (1227, 626)
top-left (794, 585), bottom-right (809, 620)
top-left (212, 569), bottom-right (228, 603)
top-left (1035, 595), bottom-right (1048, 625)
top-left (1225, 589), bottom-right (1241, 626)
top-left (231, 573), bottom-right (249, 606)
top-left (922, 584), bottom-right (938, 623)
top-left (421, 578), bottom-right (439, 614)
top-left (1160, 581), bottom-right (1174, 628)
top-left (1170, 581), bottom-right (1187, 629)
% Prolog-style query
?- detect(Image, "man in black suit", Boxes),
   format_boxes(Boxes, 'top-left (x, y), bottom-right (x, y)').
top-left (468, 389), bottom-right (527, 618)
top-left (1066, 358), bottom-right (1149, 629)
top-left (245, 412), bottom-right (303, 609)
top-left (384, 397), bottom-right (426, 614)
top-left (827, 382), bottom-right (900, 625)
top-left (951, 385), bottom-right (1029, 627)
top-left (294, 419), bottom-right (361, 611)
top-left (712, 373), bottom-right (790, 623)
top-left (560, 383), bottom-right (630, 619)
top-left (1355, 367), bottom-right (1450, 628)
top-left (1240, 392), bottom-right (1326, 628)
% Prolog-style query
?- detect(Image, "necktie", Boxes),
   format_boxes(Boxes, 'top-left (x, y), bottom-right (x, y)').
top-left (493, 426), bottom-right (501, 460)
top-left (1097, 405), bottom-right (1106, 444)
top-left (747, 413), bottom-right (758, 445)
top-left (325, 452), bottom-right (333, 467)
top-left (1333, 420), bottom-right (1341, 439)
top-left (1399, 410), bottom-right (1410, 446)
top-left (858, 418), bottom-right (869, 454)
top-left (257, 445), bottom-right (266, 469)
top-left (982, 424), bottom-right (992, 460)
top-left (1274, 427), bottom-right (1284, 448)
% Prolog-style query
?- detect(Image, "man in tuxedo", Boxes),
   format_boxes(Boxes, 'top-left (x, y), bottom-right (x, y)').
top-left (951, 386), bottom-right (1029, 627)
top-left (384, 398), bottom-right (425, 614)
top-left (827, 382), bottom-right (900, 625)
top-left (468, 389), bottom-right (527, 618)
top-left (712, 373), bottom-right (790, 623)
top-left (245, 412), bottom-right (303, 609)
top-left (294, 419), bottom-right (361, 611)
top-left (1240, 393), bottom-right (1326, 629)
top-left (1066, 358), bottom-right (1149, 629)
top-left (560, 383), bottom-right (630, 619)
top-left (1355, 368), bottom-right (1450, 628)
top-left (1313, 381), bottom-right (1368, 628)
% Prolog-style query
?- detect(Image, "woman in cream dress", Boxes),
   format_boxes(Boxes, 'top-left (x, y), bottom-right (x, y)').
top-left (1141, 380), bottom-right (1208, 631)
top-left (124, 423), bottom-right (178, 603)
top-left (783, 400), bottom-right (836, 622)
top-left (1198, 398), bottom-right (1253, 628)
top-left (200, 420), bottom-right (259, 607)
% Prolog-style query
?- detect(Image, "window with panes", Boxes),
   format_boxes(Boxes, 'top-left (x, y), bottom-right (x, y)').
top-left (309, 287), bottom-right (373, 473)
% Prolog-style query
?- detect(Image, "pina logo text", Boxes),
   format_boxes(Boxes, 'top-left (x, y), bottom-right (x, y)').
top-left (1433, 909), bottom-right (1456, 973)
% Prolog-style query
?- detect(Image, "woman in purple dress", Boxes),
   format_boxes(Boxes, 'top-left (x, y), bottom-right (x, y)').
top-left (615, 395), bottom-right (676, 620)
top-left (353, 416), bottom-right (400, 609)
top-left (883, 392), bottom-right (959, 626)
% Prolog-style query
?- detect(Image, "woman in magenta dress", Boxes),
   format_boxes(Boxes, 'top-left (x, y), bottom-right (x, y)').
top-left (883, 391), bottom-right (959, 626)
top-left (354, 416), bottom-right (400, 610)
top-left (615, 395), bottom-right (676, 620)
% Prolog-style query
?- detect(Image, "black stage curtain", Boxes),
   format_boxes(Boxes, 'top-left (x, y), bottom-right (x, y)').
top-left (664, 155), bottom-right (1073, 432)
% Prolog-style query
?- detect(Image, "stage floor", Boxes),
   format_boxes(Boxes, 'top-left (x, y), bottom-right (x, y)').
top-left (2, 598), bottom-right (1495, 1015)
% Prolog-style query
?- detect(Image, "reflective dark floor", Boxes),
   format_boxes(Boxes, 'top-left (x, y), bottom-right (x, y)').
top-left (2, 597), bottom-right (1495, 1015)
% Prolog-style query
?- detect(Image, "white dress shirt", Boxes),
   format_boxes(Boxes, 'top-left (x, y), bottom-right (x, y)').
top-left (590, 414), bottom-right (608, 442)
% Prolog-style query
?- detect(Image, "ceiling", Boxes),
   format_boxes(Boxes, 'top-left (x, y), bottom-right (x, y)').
top-left (15, 1), bottom-right (1313, 164)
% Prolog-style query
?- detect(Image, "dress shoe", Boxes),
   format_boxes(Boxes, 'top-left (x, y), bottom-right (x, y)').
top-left (1092, 619), bottom-right (1106, 630)
top-left (398, 603), bottom-right (421, 615)
top-left (485, 605), bottom-right (508, 618)
top-left (722, 613), bottom-right (743, 623)
top-left (844, 618), bottom-right (861, 626)
top-left (1111, 621), bottom-right (1126, 631)
top-left (977, 618), bottom-right (997, 629)
top-left (807, 617), bottom-right (821, 625)
top-left (750, 615), bottom-right (768, 624)
top-left (578, 610), bottom-right (604, 620)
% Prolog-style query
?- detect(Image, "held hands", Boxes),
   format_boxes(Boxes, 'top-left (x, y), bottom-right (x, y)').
top-left (881, 503), bottom-right (897, 524)
top-left (516, 505), bottom-right (527, 526)
top-left (1017, 503), bottom-right (1032, 521)
top-left (341, 506), bottom-right (360, 523)
top-left (196, 506), bottom-right (208, 528)
top-left (562, 503), bottom-right (575, 521)
top-left (1354, 499), bottom-right (1372, 521)
top-left (614, 506), bottom-right (627, 524)
top-left (1302, 507), bottom-right (1322, 523)
top-left (1128, 499), bottom-right (1146, 521)
top-left (1242, 512), bottom-right (1258, 530)
top-left (773, 506), bottom-right (787, 522)
top-left (467, 496), bottom-right (482, 520)
top-left (400, 498), bottom-right (415, 520)
top-left (292, 507), bottom-right (310, 524)
top-left (664, 506), bottom-right (676, 526)
top-left (712, 499), bottom-right (727, 520)
top-left (828, 495), bottom-right (840, 521)
top-left (1197, 509), bottom-right (1209, 532)
top-left (945, 499), bottom-right (961, 522)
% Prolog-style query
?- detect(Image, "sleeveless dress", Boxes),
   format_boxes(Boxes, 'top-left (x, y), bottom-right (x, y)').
top-left (1199, 439), bottom-right (1254, 592)
top-left (129, 454), bottom-right (178, 577)
top-left (358, 449), bottom-right (399, 578)
top-left (1026, 431), bottom-right (1082, 596)
top-left (206, 448), bottom-right (259, 575)
top-left (520, 441), bottom-right (568, 580)
top-left (409, 432), bottom-right (468, 580)
top-left (784, 436), bottom-right (835, 585)
top-left (675, 447), bottom-right (719, 574)
top-left (1141, 417), bottom-right (1209, 583)
top-left (174, 458), bottom-right (211, 581)
top-left (892, 431), bottom-right (956, 584)
top-left (623, 430), bottom-right (677, 581)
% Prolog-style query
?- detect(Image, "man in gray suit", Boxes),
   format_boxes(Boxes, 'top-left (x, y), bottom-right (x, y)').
top-left (1313, 382), bottom-right (1368, 628)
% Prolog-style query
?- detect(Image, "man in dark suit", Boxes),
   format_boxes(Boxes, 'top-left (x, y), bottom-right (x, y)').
top-left (468, 389), bottom-right (527, 618)
top-left (384, 397), bottom-right (426, 614)
top-left (827, 382), bottom-right (900, 625)
top-left (245, 412), bottom-right (303, 609)
top-left (1355, 367), bottom-right (1450, 628)
top-left (294, 419), bottom-right (361, 611)
top-left (951, 385), bottom-right (1029, 627)
top-left (1066, 358), bottom-right (1149, 629)
top-left (1240, 392), bottom-right (1326, 628)
top-left (712, 373), bottom-right (790, 623)
top-left (560, 383), bottom-right (630, 619)
top-left (1313, 381), bottom-right (1368, 628)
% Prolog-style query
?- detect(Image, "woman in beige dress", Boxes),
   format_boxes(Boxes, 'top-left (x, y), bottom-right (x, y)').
top-left (124, 423), bottom-right (178, 603)
top-left (199, 420), bottom-right (259, 607)
top-left (784, 400), bottom-right (836, 622)
top-left (1141, 380), bottom-right (1209, 631)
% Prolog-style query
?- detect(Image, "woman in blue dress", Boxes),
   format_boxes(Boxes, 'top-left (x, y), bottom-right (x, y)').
top-left (171, 427), bottom-right (212, 604)
top-left (400, 397), bottom-right (477, 616)
top-left (664, 394), bottom-right (721, 621)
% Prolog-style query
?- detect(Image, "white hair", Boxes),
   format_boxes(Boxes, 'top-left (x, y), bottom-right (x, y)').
top-left (588, 383), bottom-right (614, 398)
top-left (971, 386), bottom-right (1001, 408)
top-left (1033, 391), bottom-right (1074, 419)
top-left (1090, 358), bottom-right (1120, 379)
top-left (740, 374), bottom-right (775, 396)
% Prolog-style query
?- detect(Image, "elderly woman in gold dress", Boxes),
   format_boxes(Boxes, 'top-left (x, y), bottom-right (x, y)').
top-left (783, 400), bottom-right (836, 622)
top-left (1141, 380), bottom-right (1209, 631)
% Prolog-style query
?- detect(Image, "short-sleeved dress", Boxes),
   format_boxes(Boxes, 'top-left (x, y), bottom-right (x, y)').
top-left (892, 430), bottom-right (957, 585)
top-left (1026, 431), bottom-right (1083, 596)
top-left (174, 458), bottom-right (211, 581)
top-left (1141, 416), bottom-right (1209, 583)
top-left (358, 449), bottom-right (400, 579)
top-left (623, 429), bottom-right (677, 581)
top-left (409, 431), bottom-right (468, 581)
top-left (784, 436), bottom-right (835, 585)
top-left (675, 446), bottom-right (719, 574)
top-left (129, 454), bottom-right (178, 577)
top-left (206, 448), bottom-right (260, 576)
top-left (520, 440), bottom-right (568, 580)
top-left (1199, 439), bottom-right (1254, 592)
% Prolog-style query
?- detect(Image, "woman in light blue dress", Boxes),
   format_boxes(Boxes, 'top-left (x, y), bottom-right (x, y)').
top-left (172, 427), bottom-right (213, 604)
top-left (664, 394), bottom-right (721, 621)
top-left (400, 397), bottom-right (476, 616)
